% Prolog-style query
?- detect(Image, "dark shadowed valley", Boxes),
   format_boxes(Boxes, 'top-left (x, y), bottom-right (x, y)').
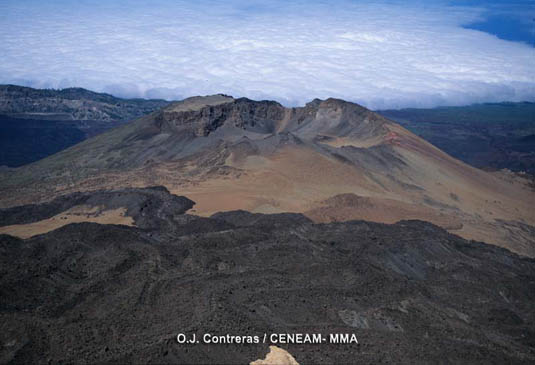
top-left (379, 102), bottom-right (535, 174)
top-left (0, 85), bottom-right (170, 167)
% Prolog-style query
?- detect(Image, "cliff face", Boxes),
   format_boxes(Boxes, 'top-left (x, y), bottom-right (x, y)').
top-left (151, 95), bottom-right (388, 141)
top-left (155, 97), bottom-right (286, 137)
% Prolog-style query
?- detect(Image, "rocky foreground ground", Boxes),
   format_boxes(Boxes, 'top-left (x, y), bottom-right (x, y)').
top-left (0, 187), bottom-right (534, 364)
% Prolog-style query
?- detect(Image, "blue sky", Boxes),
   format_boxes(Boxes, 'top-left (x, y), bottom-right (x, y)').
top-left (0, 0), bottom-right (533, 109)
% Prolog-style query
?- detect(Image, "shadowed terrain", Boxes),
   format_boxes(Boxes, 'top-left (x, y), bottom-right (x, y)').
top-left (379, 102), bottom-right (535, 174)
top-left (0, 85), bottom-right (170, 167)
top-left (0, 187), bottom-right (534, 364)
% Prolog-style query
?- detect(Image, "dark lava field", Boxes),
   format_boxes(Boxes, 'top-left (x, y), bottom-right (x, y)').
top-left (1, 187), bottom-right (534, 364)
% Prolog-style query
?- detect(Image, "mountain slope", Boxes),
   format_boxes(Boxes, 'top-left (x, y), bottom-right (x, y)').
top-left (0, 85), bottom-right (171, 167)
top-left (1, 95), bottom-right (533, 256)
top-left (379, 102), bottom-right (535, 173)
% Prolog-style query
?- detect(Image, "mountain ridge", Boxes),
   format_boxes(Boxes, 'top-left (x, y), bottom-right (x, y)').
top-left (0, 84), bottom-right (170, 121)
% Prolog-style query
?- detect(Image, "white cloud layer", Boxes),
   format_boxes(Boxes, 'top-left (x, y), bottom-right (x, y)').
top-left (0, 0), bottom-right (533, 109)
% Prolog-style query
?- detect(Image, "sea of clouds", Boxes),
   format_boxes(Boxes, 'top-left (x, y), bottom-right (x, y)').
top-left (0, 0), bottom-right (533, 109)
